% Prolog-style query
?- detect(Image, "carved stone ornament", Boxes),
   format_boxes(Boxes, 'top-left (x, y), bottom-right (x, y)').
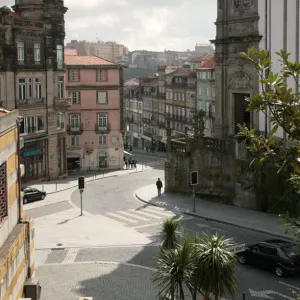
top-left (229, 70), bottom-right (252, 90)
top-left (228, 23), bottom-right (253, 35)
top-left (233, 0), bottom-right (253, 15)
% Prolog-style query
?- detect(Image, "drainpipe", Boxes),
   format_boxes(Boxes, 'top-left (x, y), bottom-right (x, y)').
top-left (44, 36), bottom-right (50, 180)
top-left (16, 117), bottom-right (31, 279)
top-left (12, 28), bottom-right (17, 109)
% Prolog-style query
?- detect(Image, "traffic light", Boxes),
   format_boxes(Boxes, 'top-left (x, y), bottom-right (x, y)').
top-left (78, 176), bottom-right (85, 189)
top-left (190, 171), bottom-right (198, 185)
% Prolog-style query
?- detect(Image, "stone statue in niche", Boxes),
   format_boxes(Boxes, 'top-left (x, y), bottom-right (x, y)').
top-left (229, 69), bottom-right (252, 90)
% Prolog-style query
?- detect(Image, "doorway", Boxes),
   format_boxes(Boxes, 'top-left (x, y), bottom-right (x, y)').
top-left (234, 93), bottom-right (250, 133)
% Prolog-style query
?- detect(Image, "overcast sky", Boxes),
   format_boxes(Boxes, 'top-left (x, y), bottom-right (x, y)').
top-left (3, 0), bottom-right (217, 52)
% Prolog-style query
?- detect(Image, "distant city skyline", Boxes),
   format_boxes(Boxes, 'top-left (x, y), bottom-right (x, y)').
top-left (4, 0), bottom-right (217, 51)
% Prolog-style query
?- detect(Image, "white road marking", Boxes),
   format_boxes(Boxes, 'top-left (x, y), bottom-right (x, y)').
top-left (249, 289), bottom-right (293, 300)
top-left (280, 281), bottom-right (300, 291)
top-left (63, 248), bottom-right (78, 264)
top-left (133, 222), bottom-right (163, 229)
top-left (144, 207), bottom-right (175, 217)
top-left (106, 212), bottom-right (137, 223)
top-left (128, 209), bottom-right (162, 219)
top-left (145, 206), bottom-right (165, 211)
top-left (119, 210), bottom-right (149, 221)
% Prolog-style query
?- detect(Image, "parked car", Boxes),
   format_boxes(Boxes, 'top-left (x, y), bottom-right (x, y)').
top-left (23, 187), bottom-right (46, 204)
top-left (237, 239), bottom-right (300, 277)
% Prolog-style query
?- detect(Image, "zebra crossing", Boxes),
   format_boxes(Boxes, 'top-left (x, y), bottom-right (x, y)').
top-left (103, 205), bottom-right (177, 226)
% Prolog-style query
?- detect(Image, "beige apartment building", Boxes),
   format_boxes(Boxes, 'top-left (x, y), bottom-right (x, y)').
top-left (66, 40), bottom-right (129, 63)
top-left (0, 1), bottom-right (69, 182)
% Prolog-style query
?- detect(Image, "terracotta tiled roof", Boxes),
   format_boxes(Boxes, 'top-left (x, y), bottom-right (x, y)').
top-left (64, 48), bottom-right (78, 56)
top-left (0, 108), bottom-right (9, 117)
top-left (9, 11), bottom-right (22, 18)
top-left (200, 55), bottom-right (215, 69)
top-left (142, 80), bottom-right (159, 87)
top-left (64, 55), bottom-right (116, 66)
top-left (165, 68), bottom-right (196, 78)
top-left (190, 55), bottom-right (206, 63)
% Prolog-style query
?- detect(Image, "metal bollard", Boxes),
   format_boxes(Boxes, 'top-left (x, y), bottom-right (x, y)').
top-left (42, 184), bottom-right (44, 192)
top-left (242, 293), bottom-right (246, 300)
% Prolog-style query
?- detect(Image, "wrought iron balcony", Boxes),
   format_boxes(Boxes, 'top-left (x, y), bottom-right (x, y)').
top-left (95, 123), bottom-right (111, 134)
top-left (54, 97), bottom-right (72, 108)
top-left (18, 97), bottom-right (46, 108)
top-left (67, 124), bottom-right (83, 134)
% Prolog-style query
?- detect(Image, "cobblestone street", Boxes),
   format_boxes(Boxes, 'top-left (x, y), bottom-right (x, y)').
top-left (38, 262), bottom-right (158, 300)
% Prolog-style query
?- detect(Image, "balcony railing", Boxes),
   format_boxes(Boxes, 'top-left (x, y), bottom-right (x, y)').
top-left (54, 97), bottom-right (72, 108)
top-left (165, 82), bottom-right (196, 89)
top-left (95, 123), bottom-right (111, 134)
top-left (67, 123), bottom-right (83, 134)
top-left (18, 97), bottom-right (46, 108)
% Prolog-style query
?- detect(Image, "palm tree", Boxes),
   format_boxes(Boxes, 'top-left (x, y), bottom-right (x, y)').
top-left (153, 236), bottom-right (196, 300)
top-left (160, 219), bottom-right (181, 250)
top-left (194, 233), bottom-right (238, 300)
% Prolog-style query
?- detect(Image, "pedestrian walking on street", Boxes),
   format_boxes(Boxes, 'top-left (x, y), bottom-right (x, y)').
top-left (131, 159), bottom-right (134, 169)
top-left (156, 178), bottom-right (163, 196)
top-left (134, 160), bottom-right (137, 169)
top-left (128, 158), bottom-right (132, 169)
top-left (125, 160), bottom-right (128, 169)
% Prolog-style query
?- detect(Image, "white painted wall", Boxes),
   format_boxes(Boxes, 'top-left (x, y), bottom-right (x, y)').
top-left (258, 0), bottom-right (299, 137)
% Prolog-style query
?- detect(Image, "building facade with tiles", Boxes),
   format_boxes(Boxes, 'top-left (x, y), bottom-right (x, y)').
top-left (0, 1), bottom-right (69, 183)
top-left (0, 109), bottom-right (35, 300)
top-left (65, 52), bottom-right (124, 171)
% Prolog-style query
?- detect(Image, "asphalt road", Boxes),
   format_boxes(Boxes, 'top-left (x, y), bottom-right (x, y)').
top-left (35, 152), bottom-right (300, 299)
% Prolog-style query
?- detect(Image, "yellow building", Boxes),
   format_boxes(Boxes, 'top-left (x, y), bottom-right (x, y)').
top-left (0, 109), bottom-right (35, 300)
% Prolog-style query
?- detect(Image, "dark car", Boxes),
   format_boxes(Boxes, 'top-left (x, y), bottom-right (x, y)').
top-left (237, 239), bottom-right (300, 277)
top-left (23, 187), bottom-right (46, 204)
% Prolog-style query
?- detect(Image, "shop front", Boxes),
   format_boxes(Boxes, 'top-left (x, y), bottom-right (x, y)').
top-left (21, 137), bottom-right (48, 182)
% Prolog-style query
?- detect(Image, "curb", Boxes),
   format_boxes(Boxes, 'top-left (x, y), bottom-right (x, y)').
top-left (134, 193), bottom-right (295, 243)
top-left (46, 174), bottom-right (118, 195)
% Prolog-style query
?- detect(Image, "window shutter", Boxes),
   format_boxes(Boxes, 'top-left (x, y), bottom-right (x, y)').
top-left (106, 91), bottom-right (108, 103)
top-left (78, 91), bottom-right (81, 104)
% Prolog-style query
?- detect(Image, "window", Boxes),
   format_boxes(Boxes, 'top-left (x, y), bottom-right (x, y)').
top-left (17, 41), bottom-right (24, 64)
top-left (56, 45), bottom-right (63, 69)
top-left (28, 78), bottom-right (32, 98)
top-left (97, 113), bottom-right (108, 130)
top-left (69, 92), bottom-right (80, 104)
top-left (58, 76), bottom-right (64, 98)
top-left (68, 69), bottom-right (79, 82)
top-left (0, 162), bottom-right (7, 224)
top-left (97, 91), bottom-right (108, 104)
top-left (182, 93), bottom-right (185, 101)
top-left (174, 93), bottom-right (177, 101)
top-left (212, 87), bottom-right (215, 98)
top-left (18, 78), bottom-right (26, 102)
top-left (37, 116), bottom-right (45, 131)
top-left (70, 114), bottom-right (80, 128)
top-left (70, 135), bottom-right (80, 147)
top-left (35, 78), bottom-right (42, 101)
top-left (34, 43), bottom-right (41, 64)
top-left (99, 135), bottom-right (107, 146)
top-left (198, 87), bottom-right (202, 96)
top-left (27, 116), bottom-right (36, 133)
top-left (97, 69), bottom-right (107, 81)
top-left (139, 103), bottom-right (142, 111)
top-left (57, 113), bottom-right (65, 129)
top-left (205, 88), bottom-right (208, 96)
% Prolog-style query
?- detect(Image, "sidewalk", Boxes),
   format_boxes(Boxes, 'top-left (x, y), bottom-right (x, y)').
top-left (130, 149), bottom-right (167, 158)
top-left (135, 184), bottom-right (295, 241)
top-left (27, 164), bottom-right (151, 194)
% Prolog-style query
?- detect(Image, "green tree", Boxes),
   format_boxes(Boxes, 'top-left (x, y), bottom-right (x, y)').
top-left (153, 219), bottom-right (238, 300)
top-left (237, 48), bottom-right (300, 237)
top-left (194, 234), bottom-right (238, 300)
top-left (160, 219), bottom-right (181, 250)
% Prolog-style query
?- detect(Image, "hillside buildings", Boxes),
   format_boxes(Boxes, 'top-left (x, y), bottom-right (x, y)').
top-left (213, 0), bottom-right (300, 139)
top-left (0, 109), bottom-right (36, 300)
top-left (0, 0), bottom-right (69, 182)
top-left (65, 51), bottom-right (124, 171)
top-left (66, 40), bottom-right (129, 63)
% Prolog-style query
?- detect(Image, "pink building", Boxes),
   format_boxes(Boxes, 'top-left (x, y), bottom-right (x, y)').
top-left (64, 51), bottom-right (124, 171)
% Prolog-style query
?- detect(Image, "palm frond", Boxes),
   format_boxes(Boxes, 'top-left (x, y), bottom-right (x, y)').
top-left (160, 219), bottom-right (181, 250)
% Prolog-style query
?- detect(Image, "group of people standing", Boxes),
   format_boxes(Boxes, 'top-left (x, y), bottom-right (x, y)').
top-left (124, 157), bottom-right (137, 169)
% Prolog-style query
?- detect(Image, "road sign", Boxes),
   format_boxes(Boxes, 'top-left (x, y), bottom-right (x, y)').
top-left (78, 176), bottom-right (85, 189)
top-left (190, 171), bottom-right (198, 185)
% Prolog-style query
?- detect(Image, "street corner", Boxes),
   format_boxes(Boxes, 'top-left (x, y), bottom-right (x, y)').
top-left (34, 208), bottom-right (156, 249)
top-left (24, 187), bottom-right (77, 211)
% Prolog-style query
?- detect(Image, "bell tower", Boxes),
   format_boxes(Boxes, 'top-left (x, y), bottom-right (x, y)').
top-left (211, 0), bottom-right (262, 139)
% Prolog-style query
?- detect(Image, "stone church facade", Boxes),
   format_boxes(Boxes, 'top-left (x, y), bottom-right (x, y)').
top-left (211, 0), bottom-right (262, 139)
